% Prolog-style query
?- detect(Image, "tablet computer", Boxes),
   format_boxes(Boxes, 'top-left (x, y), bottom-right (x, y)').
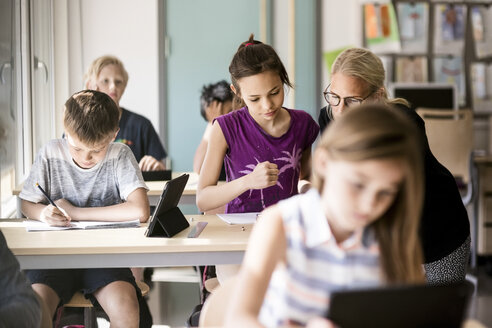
top-left (327, 281), bottom-right (473, 328)
top-left (142, 170), bottom-right (172, 181)
top-left (145, 173), bottom-right (190, 237)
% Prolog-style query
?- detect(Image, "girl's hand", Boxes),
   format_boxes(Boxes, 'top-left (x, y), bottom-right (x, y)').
top-left (247, 161), bottom-right (279, 190)
top-left (40, 202), bottom-right (71, 227)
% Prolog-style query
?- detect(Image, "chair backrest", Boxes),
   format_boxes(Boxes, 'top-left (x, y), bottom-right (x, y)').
top-left (199, 276), bottom-right (236, 327)
top-left (416, 108), bottom-right (474, 184)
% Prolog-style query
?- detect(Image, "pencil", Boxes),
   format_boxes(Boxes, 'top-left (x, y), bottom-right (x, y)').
top-left (35, 182), bottom-right (57, 208)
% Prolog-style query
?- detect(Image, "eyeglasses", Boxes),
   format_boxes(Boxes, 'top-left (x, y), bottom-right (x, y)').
top-left (323, 84), bottom-right (373, 108)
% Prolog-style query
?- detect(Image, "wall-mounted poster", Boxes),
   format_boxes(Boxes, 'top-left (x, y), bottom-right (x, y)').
top-left (433, 56), bottom-right (466, 106)
top-left (471, 62), bottom-right (487, 100)
top-left (472, 6), bottom-right (492, 58)
top-left (397, 2), bottom-right (429, 53)
top-left (433, 4), bottom-right (467, 55)
top-left (395, 56), bottom-right (428, 82)
top-left (364, 2), bottom-right (401, 53)
top-left (471, 62), bottom-right (492, 100)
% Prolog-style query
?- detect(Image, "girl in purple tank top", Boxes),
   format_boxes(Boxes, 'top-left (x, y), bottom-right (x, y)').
top-left (196, 34), bottom-right (319, 214)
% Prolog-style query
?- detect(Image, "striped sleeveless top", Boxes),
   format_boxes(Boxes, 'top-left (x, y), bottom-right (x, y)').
top-left (258, 189), bottom-right (383, 327)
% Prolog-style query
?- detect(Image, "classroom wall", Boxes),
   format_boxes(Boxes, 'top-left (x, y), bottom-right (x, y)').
top-left (272, 0), bottom-right (319, 117)
top-left (55, 1), bottom-right (322, 171)
top-left (54, 0), bottom-right (160, 137)
top-left (80, 0), bottom-right (160, 125)
top-left (320, 0), bottom-right (363, 93)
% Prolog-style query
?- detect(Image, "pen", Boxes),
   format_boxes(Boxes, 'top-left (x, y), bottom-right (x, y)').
top-left (35, 182), bottom-right (58, 208)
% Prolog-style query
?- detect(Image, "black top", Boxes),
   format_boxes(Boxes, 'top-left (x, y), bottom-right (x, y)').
top-left (116, 108), bottom-right (167, 163)
top-left (318, 105), bottom-right (470, 263)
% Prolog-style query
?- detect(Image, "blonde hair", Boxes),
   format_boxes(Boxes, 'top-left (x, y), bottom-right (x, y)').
top-left (84, 55), bottom-right (129, 87)
top-left (313, 104), bottom-right (425, 284)
top-left (331, 48), bottom-right (409, 107)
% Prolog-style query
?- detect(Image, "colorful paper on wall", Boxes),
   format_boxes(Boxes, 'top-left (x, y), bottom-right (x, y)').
top-left (471, 63), bottom-right (492, 99)
top-left (471, 62), bottom-right (487, 100)
top-left (470, 62), bottom-right (492, 113)
top-left (433, 56), bottom-right (466, 106)
top-left (397, 2), bottom-right (429, 53)
top-left (396, 56), bottom-right (428, 83)
top-left (472, 6), bottom-right (492, 58)
top-left (323, 46), bottom-right (352, 74)
top-left (434, 4), bottom-right (467, 55)
top-left (364, 2), bottom-right (401, 53)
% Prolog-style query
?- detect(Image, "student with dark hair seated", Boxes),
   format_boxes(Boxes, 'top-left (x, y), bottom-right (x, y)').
top-left (193, 80), bottom-right (234, 177)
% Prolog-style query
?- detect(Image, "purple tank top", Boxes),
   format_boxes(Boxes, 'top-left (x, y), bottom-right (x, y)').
top-left (216, 107), bottom-right (319, 213)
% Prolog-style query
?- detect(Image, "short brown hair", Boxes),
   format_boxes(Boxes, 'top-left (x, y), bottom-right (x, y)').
top-left (63, 90), bottom-right (120, 145)
top-left (313, 104), bottom-right (425, 283)
top-left (84, 55), bottom-right (129, 87)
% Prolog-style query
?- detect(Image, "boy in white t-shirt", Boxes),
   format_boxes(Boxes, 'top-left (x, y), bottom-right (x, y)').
top-left (20, 90), bottom-right (150, 328)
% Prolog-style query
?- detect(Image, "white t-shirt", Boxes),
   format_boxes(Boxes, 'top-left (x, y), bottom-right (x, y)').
top-left (20, 139), bottom-right (148, 208)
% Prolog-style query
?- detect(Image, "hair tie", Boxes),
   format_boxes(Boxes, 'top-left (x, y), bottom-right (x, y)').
top-left (245, 42), bottom-right (253, 47)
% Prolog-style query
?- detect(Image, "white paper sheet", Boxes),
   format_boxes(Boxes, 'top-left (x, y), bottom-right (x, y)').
top-left (217, 213), bottom-right (259, 225)
top-left (23, 219), bottom-right (140, 231)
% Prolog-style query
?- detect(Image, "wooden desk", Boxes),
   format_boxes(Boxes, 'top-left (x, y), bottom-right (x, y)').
top-left (146, 172), bottom-right (199, 206)
top-left (0, 215), bottom-right (250, 270)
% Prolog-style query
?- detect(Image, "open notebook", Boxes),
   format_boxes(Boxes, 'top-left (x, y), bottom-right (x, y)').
top-left (23, 219), bottom-right (140, 231)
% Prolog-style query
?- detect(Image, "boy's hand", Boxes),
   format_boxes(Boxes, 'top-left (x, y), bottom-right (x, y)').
top-left (139, 155), bottom-right (166, 172)
top-left (248, 161), bottom-right (278, 190)
top-left (40, 203), bottom-right (71, 227)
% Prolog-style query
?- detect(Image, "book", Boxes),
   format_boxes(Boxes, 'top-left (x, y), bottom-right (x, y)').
top-left (23, 219), bottom-right (140, 232)
top-left (217, 213), bottom-right (259, 225)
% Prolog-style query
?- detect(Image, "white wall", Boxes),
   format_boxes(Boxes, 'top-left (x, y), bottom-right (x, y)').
top-left (55, 0), bottom-right (367, 143)
top-left (80, 0), bottom-right (159, 124)
top-left (54, 0), bottom-right (159, 131)
top-left (320, 0), bottom-right (363, 91)
top-left (273, 0), bottom-right (291, 108)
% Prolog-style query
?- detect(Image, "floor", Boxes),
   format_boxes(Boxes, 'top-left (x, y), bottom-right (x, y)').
top-left (467, 263), bottom-right (492, 326)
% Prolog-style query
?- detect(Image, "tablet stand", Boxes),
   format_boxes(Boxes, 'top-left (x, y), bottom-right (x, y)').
top-left (145, 173), bottom-right (190, 238)
top-left (146, 206), bottom-right (190, 237)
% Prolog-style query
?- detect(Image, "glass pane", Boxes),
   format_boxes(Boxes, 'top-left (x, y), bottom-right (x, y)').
top-left (0, 0), bottom-right (19, 217)
top-left (31, 0), bottom-right (54, 151)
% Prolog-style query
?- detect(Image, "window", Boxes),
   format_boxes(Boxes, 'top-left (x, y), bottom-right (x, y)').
top-left (0, 0), bottom-right (55, 217)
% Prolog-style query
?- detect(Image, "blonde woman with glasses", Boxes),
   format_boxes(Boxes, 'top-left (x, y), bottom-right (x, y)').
top-left (318, 47), bottom-right (470, 285)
